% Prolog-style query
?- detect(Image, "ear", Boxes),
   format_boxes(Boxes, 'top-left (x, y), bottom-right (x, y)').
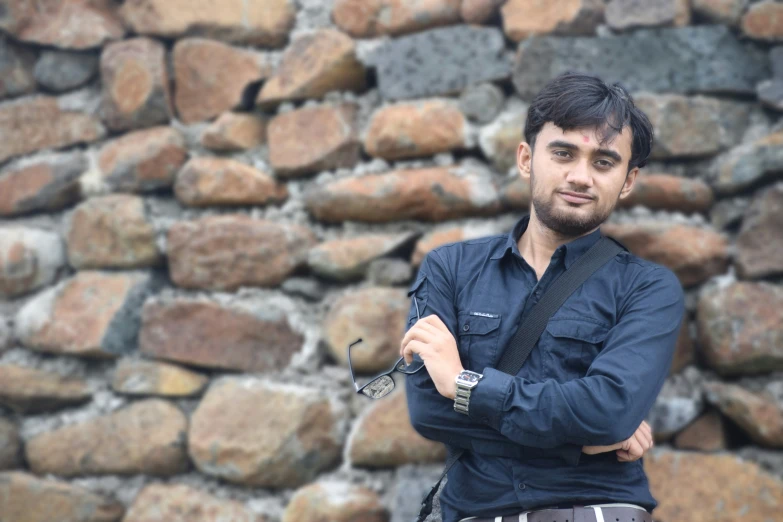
top-left (618, 167), bottom-right (639, 200)
top-left (517, 141), bottom-right (533, 181)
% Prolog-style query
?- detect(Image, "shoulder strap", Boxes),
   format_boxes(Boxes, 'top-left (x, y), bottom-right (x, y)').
top-left (416, 236), bottom-right (623, 522)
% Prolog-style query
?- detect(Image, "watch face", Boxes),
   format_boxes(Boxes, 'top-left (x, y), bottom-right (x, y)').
top-left (460, 372), bottom-right (480, 383)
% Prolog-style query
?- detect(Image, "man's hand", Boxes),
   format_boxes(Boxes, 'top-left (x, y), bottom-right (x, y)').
top-left (581, 420), bottom-right (654, 462)
top-left (400, 315), bottom-right (463, 400)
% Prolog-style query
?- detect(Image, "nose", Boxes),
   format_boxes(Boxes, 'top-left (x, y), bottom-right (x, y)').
top-left (565, 160), bottom-right (593, 188)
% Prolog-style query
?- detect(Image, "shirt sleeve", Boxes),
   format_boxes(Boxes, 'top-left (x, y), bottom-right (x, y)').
top-left (468, 266), bottom-right (685, 448)
top-left (405, 249), bottom-right (584, 466)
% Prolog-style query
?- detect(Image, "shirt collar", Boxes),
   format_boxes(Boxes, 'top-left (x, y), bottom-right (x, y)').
top-left (489, 213), bottom-right (604, 270)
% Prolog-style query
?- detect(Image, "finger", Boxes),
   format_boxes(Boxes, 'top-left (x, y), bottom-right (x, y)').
top-left (402, 340), bottom-right (427, 366)
top-left (626, 437), bottom-right (644, 460)
top-left (636, 429), bottom-right (652, 452)
top-left (399, 325), bottom-right (436, 356)
top-left (421, 314), bottom-right (447, 331)
top-left (616, 450), bottom-right (630, 461)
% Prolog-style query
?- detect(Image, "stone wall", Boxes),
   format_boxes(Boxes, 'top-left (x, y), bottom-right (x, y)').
top-left (0, 0), bottom-right (782, 521)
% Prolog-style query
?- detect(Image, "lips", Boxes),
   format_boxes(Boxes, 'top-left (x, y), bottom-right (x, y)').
top-left (559, 191), bottom-right (594, 204)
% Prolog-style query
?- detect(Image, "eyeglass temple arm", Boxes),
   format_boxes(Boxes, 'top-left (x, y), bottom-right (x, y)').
top-left (348, 338), bottom-right (362, 391)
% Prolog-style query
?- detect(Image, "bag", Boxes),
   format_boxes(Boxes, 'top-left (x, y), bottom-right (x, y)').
top-left (416, 236), bottom-right (623, 522)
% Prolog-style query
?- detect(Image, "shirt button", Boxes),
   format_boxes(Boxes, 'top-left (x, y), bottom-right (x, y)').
top-left (518, 483), bottom-right (526, 490)
top-left (462, 324), bottom-right (470, 332)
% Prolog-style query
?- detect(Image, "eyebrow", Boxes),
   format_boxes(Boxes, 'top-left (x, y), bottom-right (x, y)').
top-left (546, 140), bottom-right (623, 164)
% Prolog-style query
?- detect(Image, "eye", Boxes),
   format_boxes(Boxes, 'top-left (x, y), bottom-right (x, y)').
top-left (595, 159), bottom-right (614, 169)
top-left (553, 150), bottom-right (571, 158)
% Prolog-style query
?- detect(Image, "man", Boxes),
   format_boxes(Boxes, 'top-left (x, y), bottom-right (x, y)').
top-left (400, 72), bottom-right (685, 522)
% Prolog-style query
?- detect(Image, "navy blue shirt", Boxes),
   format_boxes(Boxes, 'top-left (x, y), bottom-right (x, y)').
top-left (404, 214), bottom-right (684, 522)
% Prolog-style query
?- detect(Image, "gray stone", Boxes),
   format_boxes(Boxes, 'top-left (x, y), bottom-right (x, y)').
top-left (33, 50), bottom-right (99, 92)
top-left (365, 25), bottom-right (511, 101)
top-left (0, 316), bottom-right (11, 353)
top-left (458, 82), bottom-right (505, 124)
top-left (366, 258), bottom-right (412, 286)
top-left (280, 277), bottom-right (326, 302)
top-left (390, 464), bottom-right (445, 522)
top-left (738, 447), bottom-right (783, 480)
top-left (646, 367), bottom-right (705, 440)
top-left (758, 80), bottom-right (783, 112)
top-left (710, 196), bottom-right (751, 230)
top-left (0, 36), bottom-right (36, 99)
top-left (771, 46), bottom-right (783, 79)
top-left (513, 26), bottom-right (769, 100)
top-left (606, 0), bottom-right (690, 30)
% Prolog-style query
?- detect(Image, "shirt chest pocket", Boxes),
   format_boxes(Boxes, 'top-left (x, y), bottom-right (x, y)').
top-left (543, 319), bottom-right (610, 381)
top-left (456, 311), bottom-right (502, 372)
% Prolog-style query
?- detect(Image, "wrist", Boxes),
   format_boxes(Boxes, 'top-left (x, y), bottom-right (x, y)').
top-left (446, 367), bottom-right (463, 400)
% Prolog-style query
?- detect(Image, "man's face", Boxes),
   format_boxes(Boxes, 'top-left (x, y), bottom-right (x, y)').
top-left (517, 122), bottom-right (638, 238)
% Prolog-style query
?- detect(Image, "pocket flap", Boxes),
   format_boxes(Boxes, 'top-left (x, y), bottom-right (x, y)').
top-left (458, 311), bottom-right (501, 336)
top-left (546, 319), bottom-right (609, 343)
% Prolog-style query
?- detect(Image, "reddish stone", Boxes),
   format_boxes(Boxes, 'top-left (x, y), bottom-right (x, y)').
top-left (620, 174), bottom-right (714, 213)
top-left (99, 37), bottom-right (172, 131)
top-left (0, 152), bottom-right (85, 217)
top-left (501, 0), bottom-right (604, 42)
top-left (742, 0), bottom-right (783, 41)
top-left (200, 112), bottom-right (267, 151)
top-left (332, 0), bottom-right (461, 38)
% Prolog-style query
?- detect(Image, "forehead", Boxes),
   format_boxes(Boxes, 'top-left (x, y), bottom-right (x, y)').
top-left (537, 121), bottom-right (633, 158)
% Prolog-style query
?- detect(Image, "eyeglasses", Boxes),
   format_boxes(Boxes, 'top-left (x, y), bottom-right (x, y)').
top-left (347, 295), bottom-right (426, 399)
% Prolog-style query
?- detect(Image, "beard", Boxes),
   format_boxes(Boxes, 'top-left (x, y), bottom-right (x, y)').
top-left (530, 166), bottom-right (615, 238)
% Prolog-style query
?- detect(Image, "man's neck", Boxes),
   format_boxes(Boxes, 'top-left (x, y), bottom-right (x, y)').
top-left (518, 210), bottom-right (597, 279)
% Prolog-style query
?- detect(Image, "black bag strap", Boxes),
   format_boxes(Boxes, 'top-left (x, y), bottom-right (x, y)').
top-left (416, 236), bottom-right (623, 522)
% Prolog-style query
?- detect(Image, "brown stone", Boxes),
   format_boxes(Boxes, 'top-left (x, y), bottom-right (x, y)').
top-left (644, 449), bottom-right (783, 522)
top-left (333, 0), bottom-right (461, 38)
top-left (606, 0), bottom-right (691, 30)
top-left (66, 194), bottom-right (160, 269)
top-left (96, 126), bottom-right (187, 193)
top-left (742, 0), bottom-right (783, 41)
top-left (501, 0), bottom-right (604, 42)
top-left (25, 399), bottom-right (188, 476)
top-left (477, 101), bottom-right (528, 174)
top-left (735, 182), bottom-right (783, 279)
top-left (461, 0), bottom-right (506, 24)
top-left (283, 482), bottom-right (388, 522)
top-left (0, 471), bottom-right (124, 522)
top-left (257, 30), bottom-right (366, 107)
top-left (305, 166), bottom-right (502, 223)
top-left (99, 37), bottom-right (172, 131)
top-left (619, 174), bottom-right (714, 213)
top-left (712, 129), bottom-right (783, 195)
top-left (697, 282), bottom-right (783, 376)
top-left (15, 270), bottom-right (157, 358)
top-left (0, 93), bottom-right (105, 164)
top-left (411, 221), bottom-right (511, 266)
top-left (119, 0), bottom-right (296, 47)
top-left (323, 287), bottom-right (408, 373)
top-left (0, 364), bottom-right (91, 414)
top-left (600, 222), bottom-right (729, 287)
top-left (348, 387), bottom-right (447, 467)
top-left (124, 483), bottom-right (263, 522)
top-left (705, 382), bottom-right (783, 448)
top-left (308, 232), bottom-right (416, 282)
top-left (692, 0), bottom-right (748, 25)
top-left (174, 157), bottom-right (288, 207)
top-left (0, 152), bottom-right (85, 217)
top-left (201, 111), bottom-right (267, 151)
top-left (499, 175), bottom-right (531, 210)
top-left (670, 317), bottom-right (694, 375)
top-left (188, 378), bottom-right (346, 487)
top-left (139, 298), bottom-right (304, 373)
top-left (635, 94), bottom-right (726, 160)
top-left (364, 100), bottom-right (465, 160)
top-left (0, 0), bottom-right (125, 49)
top-left (0, 227), bottom-right (65, 298)
top-left (173, 38), bottom-right (273, 124)
top-left (167, 216), bottom-right (316, 291)
top-left (673, 409), bottom-right (728, 451)
top-left (0, 418), bottom-right (21, 470)
top-left (0, 36), bottom-right (36, 99)
top-left (268, 104), bottom-right (360, 177)
top-left (111, 358), bottom-right (209, 397)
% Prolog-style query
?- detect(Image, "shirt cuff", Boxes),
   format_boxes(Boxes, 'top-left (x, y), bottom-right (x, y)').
top-left (467, 367), bottom-right (513, 430)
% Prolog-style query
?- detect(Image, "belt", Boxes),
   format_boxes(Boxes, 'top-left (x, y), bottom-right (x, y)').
top-left (459, 503), bottom-right (652, 522)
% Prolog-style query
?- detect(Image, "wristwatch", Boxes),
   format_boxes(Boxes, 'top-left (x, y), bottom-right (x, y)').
top-left (454, 369), bottom-right (483, 415)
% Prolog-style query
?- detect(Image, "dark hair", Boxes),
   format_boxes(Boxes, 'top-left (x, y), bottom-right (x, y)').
top-left (523, 72), bottom-right (654, 171)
